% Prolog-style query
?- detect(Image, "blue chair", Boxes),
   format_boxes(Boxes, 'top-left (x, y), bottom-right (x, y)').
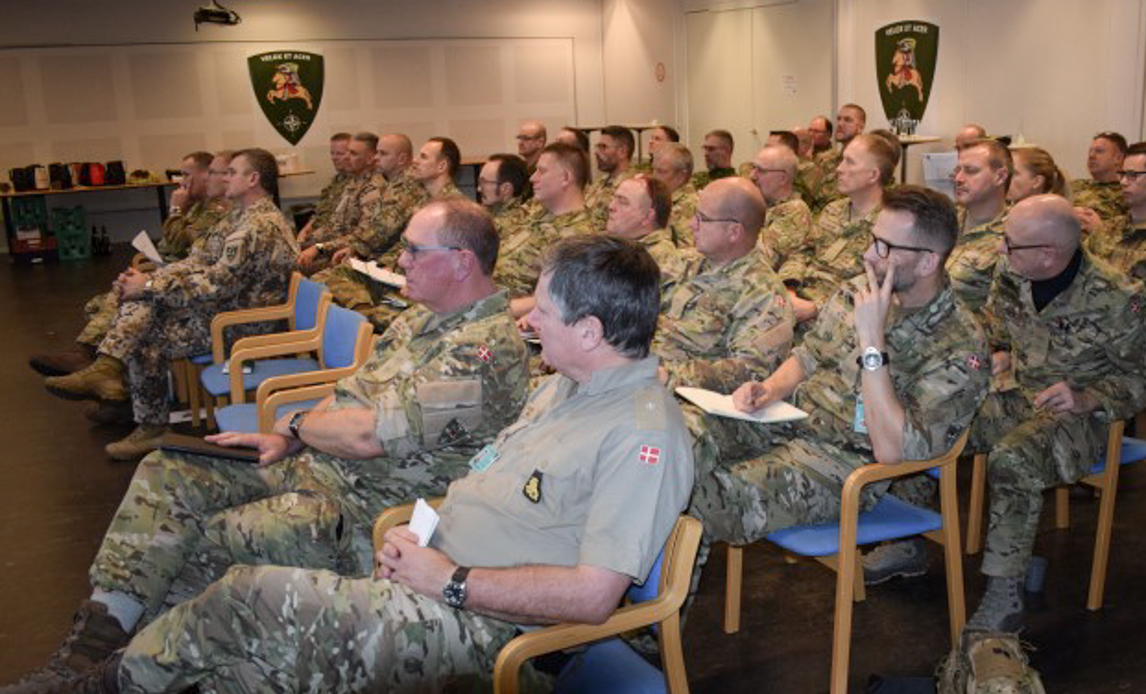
top-left (183, 273), bottom-right (330, 428)
top-left (966, 420), bottom-right (1146, 610)
top-left (372, 503), bottom-right (702, 694)
top-left (211, 306), bottom-right (373, 433)
top-left (722, 429), bottom-right (970, 694)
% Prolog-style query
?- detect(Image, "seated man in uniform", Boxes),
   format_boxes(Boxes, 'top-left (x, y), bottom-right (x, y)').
top-left (1085, 140), bottom-right (1146, 280)
top-left (294, 132), bottom-right (352, 247)
top-left (689, 185), bottom-right (988, 565)
top-left (43, 149), bottom-right (299, 460)
top-left (555, 125), bottom-right (591, 152)
top-left (808, 114), bottom-right (834, 156)
top-left (947, 137), bottom-right (1011, 312)
top-left (651, 142), bottom-right (699, 247)
top-left (811, 103), bottom-right (866, 212)
top-left (29, 151), bottom-right (229, 380)
top-left (1073, 131), bottom-right (1129, 225)
top-left (692, 129), bottom-right (736, 190)
top-left (654, 177), bottom-right (794, 392)
top-left (963, 194), bottom-right (1146, 633)
top-left (46, 235), bottom-right (693, 694)
top-left (477, 153), bottom-right (531, 235)
top-left (584, 125), bottom-right (636, 230)
top-left (954, 123), bottom-right (987, 150)
top-left (4, 199), bottom-right (531, 692)
top-left (605, 174), bottom-right (685, 296)
top-left (516, 119), bottom-right (547, 173)
top-left (749, 143), bottom-right (814, 271)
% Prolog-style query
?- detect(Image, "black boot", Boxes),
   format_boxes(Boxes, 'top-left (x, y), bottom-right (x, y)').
top-left (0, 601), bottom-right (128, 692)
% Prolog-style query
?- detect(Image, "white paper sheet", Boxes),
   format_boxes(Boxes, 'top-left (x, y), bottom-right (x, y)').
top-left (131, 231), bottom-right (164, 265)
top-left (408, 498), bottom-right (440, 547)
top-left (675, 386), bottom-right (808, 424)
top-left (348, 257), bottom-right (406, 287)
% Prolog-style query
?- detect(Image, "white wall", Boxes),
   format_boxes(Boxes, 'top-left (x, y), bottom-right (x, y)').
top-left (602, 0), bottom-right (681, 142)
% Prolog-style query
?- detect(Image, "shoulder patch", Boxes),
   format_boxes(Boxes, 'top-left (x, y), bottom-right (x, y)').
top-left (635, 386), bottom-right (668, 431)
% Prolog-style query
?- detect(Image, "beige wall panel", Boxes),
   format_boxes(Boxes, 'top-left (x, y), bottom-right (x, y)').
top-left (223, 130), bottom-right (257, 151)
top-left (138, 133), bottom-right (209, 171)
top-left (0, 142), bottom-right (35, 168)
top-left (40, 54), bottom-right (118, 125)
top-left (213, 49), bottom-right (254, 116)
top-left (323, 47), bottom-right (361, 111)
top-left (0, 57), bottom-right (29, 127)
top-left (514, 44), bottom-right (570, 104)
top-left (372, 46), bottom-right (434, 109)
top-left (447, 118), bottom-right (506, 160)
top-left (685, 10), bottom-right (753, 158)
top-left (129, 52), bottom-right (203, 120)
top-left (376, 122), bottom-right (437, 150)
top-left (445, 46), bottom-right (502, 107)
top-left (49, 137), bottom-right (123, 162)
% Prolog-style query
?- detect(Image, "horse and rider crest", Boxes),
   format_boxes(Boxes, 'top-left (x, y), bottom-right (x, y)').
top-left (875, 22), bottom-right (939, 135)
top-left (248, 51), bottom-right (325, 145)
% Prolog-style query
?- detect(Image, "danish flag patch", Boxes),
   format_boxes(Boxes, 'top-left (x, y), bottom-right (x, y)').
top-left (639, 445), bottom-right (661, 466)
top-left (477, 345), bottom-right (493, 363)
top-left (967, 353), bottom-right (982, 371)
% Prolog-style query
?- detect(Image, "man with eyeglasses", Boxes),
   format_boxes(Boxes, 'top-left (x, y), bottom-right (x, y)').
top-left (1084, 141), bottom-right (1146, 281)
top-left (6, 199), bottom-right (532, 692)
top-left (652, 177), bottom-right (794, 393)
top-left (692, 129), bottom-right (737, 191)
top-left (962, 194), bottom-right (1146, 633)
top-left (808, 115), bottom-right (834, 156)
top-left (688, 185), bottom-right (988, 572)
top-left (1074, 132), bottom-right (1129, 226)
top-left (651, 142), bottom-right (700, 248)
top-left (516, 120), bottom-right (547, 173)
top-left (947, 137), bottom-right (1011, 312)
top-left (477, 154), bottom-right (531, 236)
top-left (749, 143), bottom-right (814, 272)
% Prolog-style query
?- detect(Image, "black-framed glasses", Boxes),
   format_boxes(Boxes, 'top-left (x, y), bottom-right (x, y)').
top-left (694, 209), bottom-right (739, 225)
top-left (1002, 236), bottom-right (1053, 254)
top-left (751, 166), bottom-right (787, 175)
top-left (400, 239), bottom-right (462, 257)
top-left (871, 233), bottom-right (936, 258)
top-left (1118, 170), bottom-right (1146, 181)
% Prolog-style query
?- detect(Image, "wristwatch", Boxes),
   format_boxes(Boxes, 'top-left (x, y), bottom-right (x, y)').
top-left (856, 346), bottom-right (889, 371)
top-left (287, 410), bottom-right (307, 440)
top-left (443, 566), bottom-right (471, 609)
top-left (315, 242), bottom-right (327, 255)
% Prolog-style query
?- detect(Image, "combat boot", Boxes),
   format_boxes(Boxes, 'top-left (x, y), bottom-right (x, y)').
top-left (86, 400), bottom-right (135, 426)
top-left (0, 601), bottom-right (127, 693)
top-left (105, 424), bottom-right (167, 461)
top-left (44, 355), bottom-right (127, 403)
top-left (862, 537), bottom-right (929, 585)
top-left (28, 343), bottom-right (96, 377)
top-left (966, 575), bottom-right (1025, 633)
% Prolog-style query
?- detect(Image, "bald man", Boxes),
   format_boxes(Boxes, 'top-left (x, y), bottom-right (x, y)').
top-left (954, 124), bottom-right (987, 150)
top-left (652, 177), bottom-right (794, 393)
top-left (749, 144), bottom-right (814, 272)
top-left (965, 194), bottom-right (1146, 633)
top-left (516, 120), bottom-right (548, 173)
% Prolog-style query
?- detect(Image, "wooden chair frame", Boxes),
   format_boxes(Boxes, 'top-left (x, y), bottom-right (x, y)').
top-left (723, 429), bottom-right (969, 694)
top-left (371, 502), bottom-right (702, 694)
top-left (965, 420), bottom-right (1126, 610)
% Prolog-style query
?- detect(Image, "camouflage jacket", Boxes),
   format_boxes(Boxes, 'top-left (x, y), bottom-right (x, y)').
top-left (489, 196), bottom-right (531, 238)
top-left (690, 167), bottom-right (737, 191)
top-left (584, 170), bottom-right (633, 232)
top-left (637, 226), bottom-right (687, 299)
top-left (795, 159), bottom-right (824, 206)
top-left (985, 250), bottom-right (1146, 421)
top-left (312, 170), bottom-right (387, 245)
top-left (780, 197), bottom-right (879, 304)
top-left (759, 191), bottom-right (814, 272)
top-left (654, 250), bottom-right (795, 392)
top-left (374, 180), bottom-right (464, 269)
top-left (493, 207), bottom-right (593, 298)
top-left (791, 277), bottom-right (989, 477)
top-left (810, 145), bottom-right (844, 212)
top-left (1084, 215), bottom-right (1146, 281)
top-left (1072, 178), bottom-right (1127, 224)
top-left (144, 196), bottom-right (299, 317)
top-left (309, 171), bottom-right (351, 232)
top-left (669, 184), bottom-right (699, 247)
top-left (339, 169), bottom-right (429, 258)
top-left (156, 197), bottom-right (231, 262)
top-left (947, 205), bottom-right (1007, 314)
top-left (329, 290), bottom-right (530, 466)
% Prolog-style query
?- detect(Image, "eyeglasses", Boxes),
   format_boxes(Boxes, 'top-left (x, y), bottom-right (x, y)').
top-left (1001, 236), bottom-right (1053, 254)
top-left (1118, 170), bottom-right (1146, 181)
top-left (751, 166), bottom-right (787, 175)
top-left (516, 134), bottom-right (543, 141)
top-left (400, 239), bottom-right (462, 257)
top-left (871, 233), bottom-right (936, 258)
top-left (694, 209), bottom-right (740, 225)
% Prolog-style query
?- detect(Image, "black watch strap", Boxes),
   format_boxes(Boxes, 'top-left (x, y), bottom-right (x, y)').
top-left (288, 410), bottom-right (307, 439)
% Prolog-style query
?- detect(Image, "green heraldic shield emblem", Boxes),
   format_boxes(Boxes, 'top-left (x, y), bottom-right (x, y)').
top-left (248, 51), bottom-right (324, 145)
top-left (875, 21), bottom-right (938, 134)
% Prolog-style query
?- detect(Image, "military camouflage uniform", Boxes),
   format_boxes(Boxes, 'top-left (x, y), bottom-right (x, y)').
top-left (493, 207), bottom-right (593, 299)
top-left (374, 181), bottom-right (465, 269)
top-left (117, 356), bottom-right (692, 693)
top-left (100, 197), bottom-right (298, 425)
top-left (655, 251), bottom-right (795, 392)
top-left (584, 170), bottom-right (632, 232)
top-left (779, 197), bottom-right (879, 306)
top-left (810, 145), bottom-right (844, 212)
top-left (972, 251), bottom-right (1146, 578)
top-left (690, 167), bottom-right (737, 191)
top-left (690, 277), bottom-right (989, 545)
top-left (669, 184), bottom-right (699, 247)
top-left (91, 291), bottom-right (529, 625)
top-left (795, 159), bottom-right (824, 206)
top-left (489, 196), bottom-right (531, 238)
top-left (1084, 215), bottom-right (1146, 281)
top-left (311, 171), bottom-right (387, 245)
top-left (947, 206), bottom-right (1008, 313)
top-left (759, 191), bottom-right (814, 272)
top-left (303, 171), bottom-right (351, 243)
top-left (637, 226), bottom-right (687, 298)
top-left (1072, 178), bottom-right (1127, 224)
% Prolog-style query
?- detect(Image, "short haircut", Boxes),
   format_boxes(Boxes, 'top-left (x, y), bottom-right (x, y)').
top-left (965, 137), bottom-right (1014, 188)
top-left (852, 133), bottom-right (897, 186)
top-left (560, 127), bottom-right (591, 153)
top-left (655, 125), bottom-right (680, 142)
top-left (706, 129), bottom-right (734, 151)
top-left (1125, 141), bottom-right (1146, 158)
top-left (387, 133), bottom-right (414, 158)
top-left (658, 143), bottom-right (694, 177)
top-left (234, 148), bottom-right (279, 198)
top-left (541, 142), bottom-right (591, 190)
top-left (488, 153), bottom-right (529, 198)
top-left (769, 130), bottom-right (799, 154)
top-left (330, 132), bottom-right (352, 142)
top-left (881, 184), bottom-right (959, 260)
top-left (868, 129), bottom-right (903, 171)
top-left (353, 131), bottom-right (379, 151)
top-left (841, 103), bottom-right (867, 124)
top-left (628, 174), bottom-right (672, 229)
top-left (184, 151), bottom-right (214, 169)
top-left (1095, 131), bottom-right (1129, 155)
top-left (428, 198), bottom-right (500, 276)
top-left (541, 235), bottom-right (661, 359)
top-left (600, 125), bottom-right (635, 158)
top-left (813, 116), bottom-right (834, 137)
top-left (429, 137), bottom-right (461, 178)
top-left (1013, 147), bottom-right (1068, 197)
top-left (214, 150), bottom-right (235, 165)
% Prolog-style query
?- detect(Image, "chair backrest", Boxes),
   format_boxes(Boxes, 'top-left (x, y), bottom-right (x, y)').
top-left (320, 306), bottom-right (369, 369)
top-left (293, 278), bottom-right (327, 331)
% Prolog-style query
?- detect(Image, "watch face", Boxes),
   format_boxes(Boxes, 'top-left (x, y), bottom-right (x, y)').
top-left (863, 352), bottom-right (882, 369)
top-left (443, 582), bottom-right (465, 608)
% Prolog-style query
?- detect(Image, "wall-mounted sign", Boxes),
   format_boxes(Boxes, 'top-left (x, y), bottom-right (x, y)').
top-left (248, 51), bottom-right (325, 146)
top-left (875, 21), bottom-right (938, 135)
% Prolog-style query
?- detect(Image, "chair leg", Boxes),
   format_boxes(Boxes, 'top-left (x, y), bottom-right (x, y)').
top-left (830, 544), bottom-right (857, 694)
top-left (939, 472), bottom-right (967, 644)
top-left (658, 613), bottom-right (690, 694)
top-left (1055, 486), bottom-right (1070, 529)
top-left (172, 360), bottom-right (188, 405)
top-left (186, 362), bottom-right (202, 429)
top-left (1088, 477), bottom-right (1119, 611)
top-left (853, 551), bottom-right (865, 603)
top-left (966, 454), bottom-right (987, 555)
top-left (723, 545), bottom-right (743, 634)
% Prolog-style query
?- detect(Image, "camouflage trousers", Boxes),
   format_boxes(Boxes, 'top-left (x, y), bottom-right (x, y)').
top-left (90, 445), bottom-right (471, 623)
top-left (312, 264), bottom-right (410, 332)
top-left (77, 291), bottom-right (119, 348)
top-left (119, 566), bottom-right (518, 694)
top-left (969, 390), bottom-right (1105, 578)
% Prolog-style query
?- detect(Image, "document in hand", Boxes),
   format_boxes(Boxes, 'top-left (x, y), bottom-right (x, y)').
top-left (348, 257), bottom-right (406, 288)
top-left (675, 386), bottom-right (808, 424)
top-left (131, 231), bottom-right (164, 266)
top-left (408, 498), bottom-right (440, 547)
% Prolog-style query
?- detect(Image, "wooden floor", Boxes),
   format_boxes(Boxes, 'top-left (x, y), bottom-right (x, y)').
top-left (1, 247), bottom-right (1144, 691)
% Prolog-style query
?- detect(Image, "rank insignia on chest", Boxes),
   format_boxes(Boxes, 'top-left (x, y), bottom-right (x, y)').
top-left (476, 344), bottom-right (493, 364)
top-left (639, 445), bottom-right (661, 465)
top-left (522, 469), bottom-right (543, 503)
